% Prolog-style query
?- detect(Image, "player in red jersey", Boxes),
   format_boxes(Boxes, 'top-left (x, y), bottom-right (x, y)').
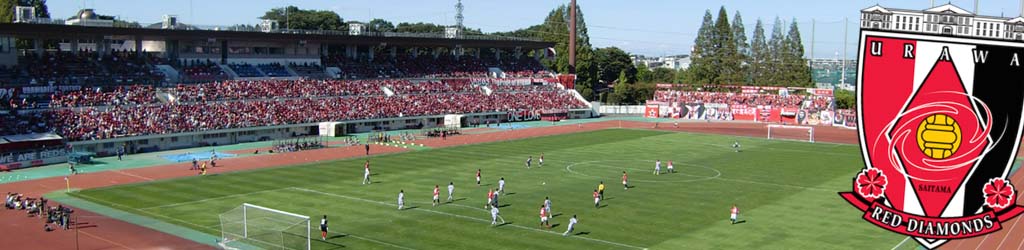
top-left (432, 185), bottom-right (440, 207)
top-left (476, 169), bottom-right (482, 186)
top-left (730, 204), bottom-right (740, 224)
top-left (540, 204), bottom-right (550, 228)
top-left (593, 189), bottom-right (600, 208)
top-left (622, 171), bottom-right (629, 190)
top-left (486, 188), bottom-right (494, 209)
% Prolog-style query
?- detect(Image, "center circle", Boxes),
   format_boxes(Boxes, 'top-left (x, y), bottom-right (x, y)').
top-left (564, 159), bottom-right (721, 183)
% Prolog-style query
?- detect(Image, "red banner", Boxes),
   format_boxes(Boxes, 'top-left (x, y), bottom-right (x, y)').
top-left (811, 88), bottom-right (834, 96)
top-left (730, 105), bottom-right (757, 121)
top-left (644, 105), bottom-right (660, 118)
top-left (841, 192), bottom-right (1024, 239)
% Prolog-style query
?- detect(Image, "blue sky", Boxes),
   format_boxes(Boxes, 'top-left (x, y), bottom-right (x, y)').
top-left (50, 1), bottom-right (1024, 58)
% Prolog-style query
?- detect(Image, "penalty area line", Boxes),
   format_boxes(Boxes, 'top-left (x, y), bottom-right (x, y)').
top-left (289, 187), bottom-right (645, 250)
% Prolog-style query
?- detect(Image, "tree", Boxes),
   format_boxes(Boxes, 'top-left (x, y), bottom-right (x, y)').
top-left (395, 22), bottom-right (446, 33)
top-left (687, 10), bottom-right (716, 85)
top-left (29, 0), bottom-right (46, 18)
top-left (785, 18), bottom-right (813, 87)
top-left (260, 6), bottom-right (344, 31)
top-left (636, 63), bottom-right (652, 83)
top-left (834, 89), bottom-right (855, 109)
top-left (610, 70), bottom-right (632, 104)
top-left (651, 67), bottom-right (676, 83)
top-left (731, 11), bottom-right (749, 83)
top-left (535, 4), bottom-right (597, 100)
top-left (367, 18), bottom-right (395, 32)
top-left (712, 7), bottom-right (741, 85)
top-left (0, 0), bottom-right (17, 23)
top-left (594, 47), bottom-right (636, 85)
top-left (767, 17), bottom-right (786, 85)
top-left (750, 19), bottom-right (769, 85)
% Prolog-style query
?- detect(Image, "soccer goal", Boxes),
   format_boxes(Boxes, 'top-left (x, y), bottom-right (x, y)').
top-left (767, 124), bottom-right (814, 143)
top-left (220, 203), bottom-right (311, 250)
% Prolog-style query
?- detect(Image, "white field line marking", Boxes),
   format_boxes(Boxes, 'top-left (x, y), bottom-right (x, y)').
top-left (996, 217), bottom-right (1022, 250)
top-left (712, 177), bottom-right (835, 192)
top-left (83, 191), bottom-right (417, 250)
top-left (890, 236), bottom-right (910, 250)
top-left (139, 187), bottom-right (294, 210)
top-left (290, 187), bottom-right (645, 250)
top-left (563, 160), bottom-right (834, 192)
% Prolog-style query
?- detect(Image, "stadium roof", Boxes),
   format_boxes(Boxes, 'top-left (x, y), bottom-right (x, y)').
top-left (0, 23), bottom-right (553, 49)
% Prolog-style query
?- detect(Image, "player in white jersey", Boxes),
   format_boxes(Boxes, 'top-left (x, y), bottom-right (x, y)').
top-left (563, 215), bottom-right (578, 236)
top-left (447, 182), bottom-right (455, 202)
top-left (654, 159), bottom-right (662, 175)
top-left (397, 190), bottom-right (405, 210)
top-left (544, 197), bottom-right (552, 219)
top-left (498, 177), bottom-right (506, 194)
top-left (362, 160), bottom-right (371, 184)
top-left (490, 206), bottom-right (505, 226)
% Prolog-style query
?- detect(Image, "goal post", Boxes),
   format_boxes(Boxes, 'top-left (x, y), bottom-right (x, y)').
top-left (767, 124), bottom-right (815, 143)
top-left (220, 203), bottom-right (311, 250)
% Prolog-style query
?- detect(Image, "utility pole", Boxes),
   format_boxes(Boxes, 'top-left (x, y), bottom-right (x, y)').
top-left (841, 17), bottom-right (848, 86)
top-left (569, 0), bottom-right (577, 74)
top-left (810, 19), bottom-right (815, 68)
top-left (455, 0), bottom-right (464, 29)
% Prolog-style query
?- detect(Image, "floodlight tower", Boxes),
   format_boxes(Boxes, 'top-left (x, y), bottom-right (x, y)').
top-left (455, 0), bottom-right (464, 29)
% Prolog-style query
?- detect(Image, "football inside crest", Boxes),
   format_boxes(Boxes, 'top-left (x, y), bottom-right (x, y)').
top-left (916, 113), bottom-right (961, 159)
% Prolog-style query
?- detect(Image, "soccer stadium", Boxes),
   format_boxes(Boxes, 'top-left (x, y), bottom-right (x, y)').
top-left (0, 1), bottom-right (1022, 250)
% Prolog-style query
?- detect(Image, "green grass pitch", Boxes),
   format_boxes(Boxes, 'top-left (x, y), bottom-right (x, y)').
top-left (70, 129), bottom-right (915, 250)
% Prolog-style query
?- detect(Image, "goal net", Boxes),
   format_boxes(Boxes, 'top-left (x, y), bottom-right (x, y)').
top-left (220, 203), bottom-right (311, 250)
top-left (767, 125), bottom-right (814, 143)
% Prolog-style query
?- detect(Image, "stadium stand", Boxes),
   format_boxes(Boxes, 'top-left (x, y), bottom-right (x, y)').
top-left (288, 62), bottom-right (327, 78)
top-left (49, 85), bottom-right (156, 107)
top-left (49, 82), bottom-right (586, 141)
top-left (228, 63), bottom-right (265, 77)
top-left (180, 60), bottom-right (229, 83)
top-left (256, 63), bottom-right (292, 77)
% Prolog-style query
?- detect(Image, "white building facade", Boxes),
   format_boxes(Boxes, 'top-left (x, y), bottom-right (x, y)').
top-left (862, 4), bottom-right (1024, 41)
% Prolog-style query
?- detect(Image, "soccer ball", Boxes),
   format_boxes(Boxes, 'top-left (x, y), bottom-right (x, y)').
top-left (916, 113), bottom-right (961, 159)
top-left (542, 182), bottom-right (546, 185)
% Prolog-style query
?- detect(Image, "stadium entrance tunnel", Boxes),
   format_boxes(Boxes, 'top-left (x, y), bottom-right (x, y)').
top-left (564, 160), bottom-right (721, 183)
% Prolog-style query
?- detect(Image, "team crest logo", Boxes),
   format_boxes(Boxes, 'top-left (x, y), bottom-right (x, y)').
top-left (840, 30), bottom-right (1024, 249)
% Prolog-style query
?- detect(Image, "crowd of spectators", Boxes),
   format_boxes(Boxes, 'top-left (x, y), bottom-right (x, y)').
top-left (49, 85), bottom-right (156, 107)
top-left (169, 79), bottom-right (383, 102)
top-left (180, 60), bottom-right (228, 83)
top-left (8, 51), bottom-right (165, 86)
top-left (488, 83), bottom-right (560, 93)
top-left (654, 90), bottom-right (806, 107)
top-left (99, 51), bottom-right (166, 84)
top-left (389, 79), bottom-right (475, 94)
top-left (0, 112), bottom-right (52, 136)
top-left (50, 86), bottom-right (587, 141)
